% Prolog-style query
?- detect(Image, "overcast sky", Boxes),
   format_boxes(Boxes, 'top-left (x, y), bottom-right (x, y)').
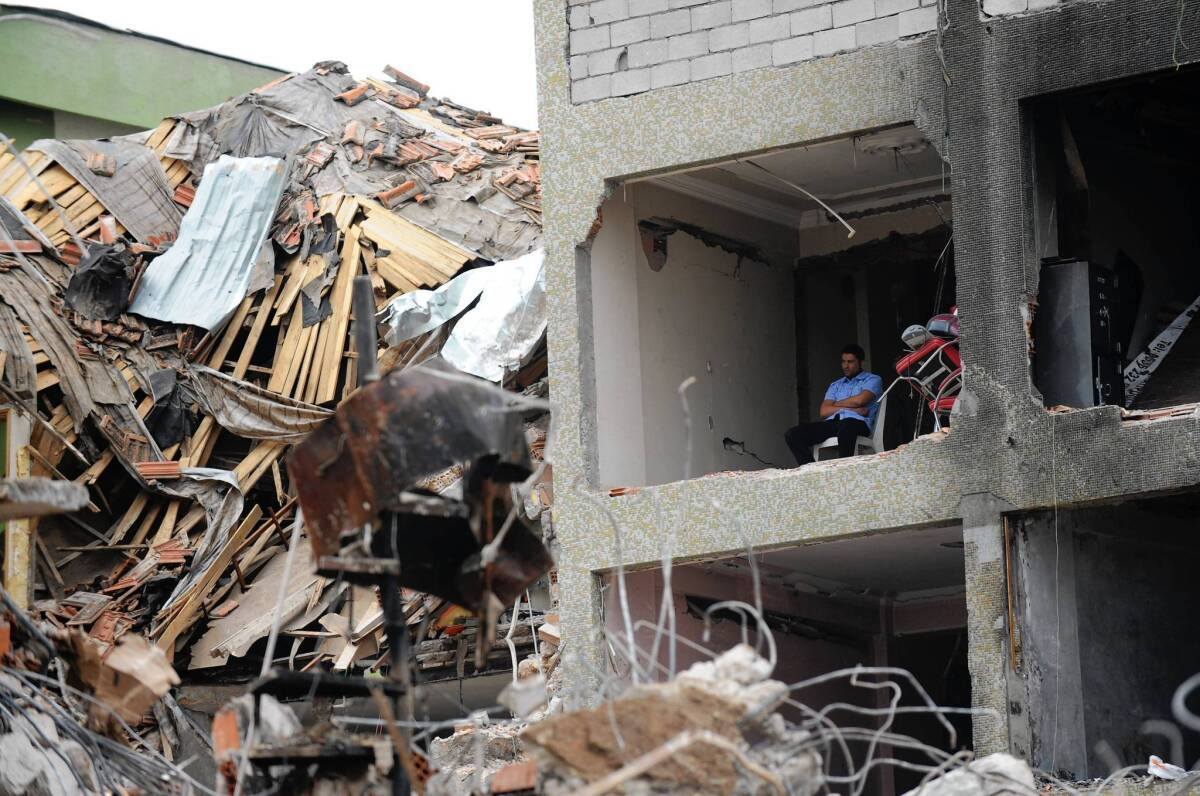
top-left (18, 0), bottom-right (540, 130)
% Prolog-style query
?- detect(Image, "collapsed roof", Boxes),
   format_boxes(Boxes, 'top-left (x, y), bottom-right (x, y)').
top-left (0, 61), bottom-right (553, 783)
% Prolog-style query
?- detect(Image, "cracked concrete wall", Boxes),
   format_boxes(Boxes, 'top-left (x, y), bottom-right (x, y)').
top-left (1014, 505), bottom-right (1200, 779)
top-left (535, 0), bottom-right (1200, 754)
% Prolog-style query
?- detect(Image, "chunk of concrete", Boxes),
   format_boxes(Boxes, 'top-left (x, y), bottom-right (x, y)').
top-left (900, 753), bottom-right (1035, 796)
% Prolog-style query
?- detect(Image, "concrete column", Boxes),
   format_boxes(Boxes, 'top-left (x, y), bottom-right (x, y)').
top-left (1016, 510), bottom-right (1086, 777)
top-left (871, 602), bottom-right (895, 796)
top-left (960, 492), bottom-right (1015, 756)
top-left (555, 563), bottom-right (608, 710)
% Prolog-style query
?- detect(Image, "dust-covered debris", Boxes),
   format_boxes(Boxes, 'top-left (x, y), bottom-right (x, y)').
top-left (523, 644), bottom-right (820, 796)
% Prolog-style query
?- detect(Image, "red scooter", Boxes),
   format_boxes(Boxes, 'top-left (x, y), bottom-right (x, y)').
top-left (882, 307), bottom-right (962, 432)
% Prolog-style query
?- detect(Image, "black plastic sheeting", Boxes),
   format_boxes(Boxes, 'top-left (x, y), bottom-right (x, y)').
top-left (63, 243), bottom-right (136, 321)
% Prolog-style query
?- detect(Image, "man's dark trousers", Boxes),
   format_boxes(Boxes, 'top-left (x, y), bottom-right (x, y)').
top-left (785, 417), bottom-right (870, 465)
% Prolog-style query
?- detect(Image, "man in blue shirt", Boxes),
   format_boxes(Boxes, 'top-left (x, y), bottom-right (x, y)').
top-left (785, 344), bottom-right (883, 466)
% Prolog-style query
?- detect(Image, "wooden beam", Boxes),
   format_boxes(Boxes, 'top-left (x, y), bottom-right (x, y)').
top-left (315, 229), bottom-right (360, 403)
top-left (233, 278), bottom-right (283, 380)
top-left (155, 505), bottom-right (264, 651)
top-left (3, 447), bottom-right (34, 609)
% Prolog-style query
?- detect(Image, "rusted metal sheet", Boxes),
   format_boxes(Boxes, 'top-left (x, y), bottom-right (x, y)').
top-left (366, 504), bottom-right (553, 612)
top-left (288, 360), bottom-right (530, 558)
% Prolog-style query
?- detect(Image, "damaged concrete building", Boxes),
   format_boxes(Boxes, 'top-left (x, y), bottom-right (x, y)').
top-left (2, 0), bottom-right (1200, 792)
top-left (535, 0), bottom-right (1200, 788)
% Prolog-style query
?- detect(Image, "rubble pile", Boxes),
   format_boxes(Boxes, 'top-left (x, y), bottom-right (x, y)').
top-left (0, 58), bottom-right (554, 794)
top-left (522, 644), bottom-right (822, 796)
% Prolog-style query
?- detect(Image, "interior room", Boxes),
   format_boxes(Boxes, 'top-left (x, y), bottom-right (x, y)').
top-left (1013, 494), bottom-right (1200, 780)
top-left (587, 124), bottom-right (955, 489)
top-left (1029, 66), bottom-right (1200, 410)
top-left (601, 522), bottom-right (970, 796)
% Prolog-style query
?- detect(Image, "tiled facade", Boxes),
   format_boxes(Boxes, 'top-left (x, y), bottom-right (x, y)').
top-left (536, 0), bottom-right (1200, 768)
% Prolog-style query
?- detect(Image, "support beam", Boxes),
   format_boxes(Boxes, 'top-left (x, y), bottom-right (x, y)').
top-left (3, 446), bottom-right (33, 609)
top-left (0, 475), bottom-right (89, 519)
top-left (960, 493), bottom-right (1016, 758)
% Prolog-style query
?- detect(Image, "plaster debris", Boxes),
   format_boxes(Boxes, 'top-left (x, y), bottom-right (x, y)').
top-left (1147, 755), bottom-right (1191, 781)
top-left (427, 721), bottom-right (530, 796)
top-left (898, 754), bottom-right (1035, 796)
top-left (523, 645), bottom-right (819, 796)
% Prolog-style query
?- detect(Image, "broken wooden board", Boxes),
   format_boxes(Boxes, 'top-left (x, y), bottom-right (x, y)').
top-left (189, 536), bottom-right (319, 670)
top-left (0, 476), bottom-right (89, 519)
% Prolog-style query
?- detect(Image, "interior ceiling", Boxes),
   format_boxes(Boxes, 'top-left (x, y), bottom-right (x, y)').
top-left (651, 124), bottom-right (947, 228)
top-left (717, 523), bottom-right (966, 596)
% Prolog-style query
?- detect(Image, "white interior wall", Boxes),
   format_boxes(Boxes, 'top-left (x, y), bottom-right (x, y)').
top-left (590, 186), bottom-right (798, 487)
top-left (637, 231), bottom-right (796, 484)
top-left (590, 195), bottom-right (648, 488)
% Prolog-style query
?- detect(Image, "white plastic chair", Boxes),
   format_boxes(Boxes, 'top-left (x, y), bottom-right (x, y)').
top-left (812, 393), bottom-right (888, 462)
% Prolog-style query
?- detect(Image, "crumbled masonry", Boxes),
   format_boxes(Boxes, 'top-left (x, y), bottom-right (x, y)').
top-left (524, 644), bottom-right (821, 796)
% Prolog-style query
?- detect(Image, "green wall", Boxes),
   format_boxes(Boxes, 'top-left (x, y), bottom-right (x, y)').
top-left (0, 8), bottom-right (283, 136)
top-left (0, 97), bottom-right (52, 149)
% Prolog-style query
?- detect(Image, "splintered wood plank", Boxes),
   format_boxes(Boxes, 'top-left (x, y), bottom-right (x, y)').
top-left (232, 277), bottom-right (283, 380)
top-left (0, 151), bottom-right (49, 198)
top-left (273, 255), bottom-right (321, 324)
top-left (155, 505), bottom-right (264, 651)
top-left (145, 119), bottom-right (176, 152)
top-left (28, 185), bottom-right (87, 225)
top-left (271, 253), bottom-right (305, 312)
top-left (184, 416), bottom-right (218, 468)
top-left (343, 340), bottom-right (357, 399)
top-left (129, 501), bottom-right (165, 547)
top-left (8, 165), bottom-right (74, 208)
top-left (39, 192), bottom-right (98, 237)
top-left (268, 303), bottom-right (307, 394)
top-left (358, 200), bottom-right (473, 272)
top-left (293, 318), bottom-right (321, 401)
top-left (334, 195), bottom-right (358, 231)
top-left (287, 323), bottom-right (318, 399)
top-left (69, 199), bottom-right (106, 231)
top-left (150, 500), bottom-right (181, 547)
top-left (176, 505), bottom-right (206, 539)
top-left (235, 441), bottom-right (286, 492)
top-left (375, 250), bottom-right (445, 289)
top-left (164, 160), bottom-right (190, 185)
top-left (109, 492), bottom-right (150, 545)
top-left (49, 405), bottom-right (72, 433)
top-left (319, 192), bottom-right (343, 217)
top-left (78, 216), bottom-right (127, 241)
top-left (207, 296), bottom-right (254, 371)
top-left (35, 370), bottom-right (60, 391)
top-left (75, 450), bottom-right (114, 485)
top-left (315, 229), bottom-right (360, 404)
top-left (272, 460), bottom-right (285, 505)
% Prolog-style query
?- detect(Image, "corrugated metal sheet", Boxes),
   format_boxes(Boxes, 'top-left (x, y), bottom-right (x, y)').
top-left (129, 155), bottom-right (285, 330)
